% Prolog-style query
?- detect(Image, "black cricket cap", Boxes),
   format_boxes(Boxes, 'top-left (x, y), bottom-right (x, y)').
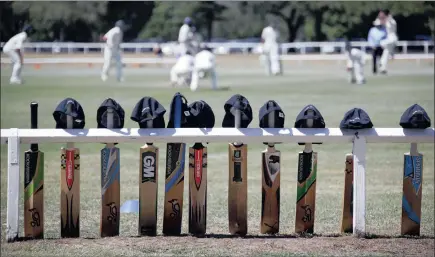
top-left (399, 104), bottom-right (431, 129)
top-left (53, 97), bottom-right (85, 129)
top-left (96, 98), bottom-right (125, 129)
top-left (186, 100), bottom-right (215, 128)
top-left (259, 100), bottom-right (285, 128)
top-left (131, 97), bottom-right (166, 128)
top-left (222, 94), bottom-right (253, 128)
top-left (167, 92), bottom-right (190, 128)
top-left (340, 107), bottom-right (373, 129)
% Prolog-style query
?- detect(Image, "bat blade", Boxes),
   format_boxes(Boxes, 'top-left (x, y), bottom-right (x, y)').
top-left (228, 143), bottom-right (248, 236)
top-left (163, 142), bottom-right (185, 235)
top-left (24, 150), bottom-right (44, 239)
top-left (100, 145), bottom-right (120, 237)
top-left (295, 151), bottom-right (317, 234)
top-left (401, 153), bottom-right (423, 236)
top-left (189, 143), bottom-right (207, 236)
top-left (60, 148), bottom-right (80, 238)
top-left (261, 146), bottom-right (280, 234)
top-left (139, 143), bottom-right (158, 236)
top-left (340, 153), bottom-right (353, 233)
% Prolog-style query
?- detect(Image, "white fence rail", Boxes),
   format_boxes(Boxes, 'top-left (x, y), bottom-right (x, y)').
top-left (1, 40), bottom-right (433, 55)
top-left (1, 127), bottom-right (434, 241)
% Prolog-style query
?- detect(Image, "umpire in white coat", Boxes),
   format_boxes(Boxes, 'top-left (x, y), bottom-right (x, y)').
top-left (261, 22), bottom-right (282, 76)
top-left (101, 20), bottom-right (126, 82)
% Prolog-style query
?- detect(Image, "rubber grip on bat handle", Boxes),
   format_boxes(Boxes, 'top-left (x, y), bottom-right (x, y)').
top-left (145, 112), bottom-right (153, 145)
top-left (66, 102), bottom-right (73, 129)
top-left (30, 102), bottom-right (38, 151)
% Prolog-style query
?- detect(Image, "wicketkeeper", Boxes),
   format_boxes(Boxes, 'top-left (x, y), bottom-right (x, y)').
top-left (170, 51), bottom-right (195, 87)
top-left (345, 41), bottom-right (366, 84)
top-left (101, 20), bottom-right (126, 82)
top-left (190, 46), bottom-right (217, 91)
top-left (2, 24), bottom-right (33, 84)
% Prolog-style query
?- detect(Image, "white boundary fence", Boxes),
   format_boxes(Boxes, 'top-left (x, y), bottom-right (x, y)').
top-left (1, 127), bottom-right (434, 241)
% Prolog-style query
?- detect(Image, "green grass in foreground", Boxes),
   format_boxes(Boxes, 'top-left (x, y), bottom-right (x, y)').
top-left (1, 60), bottom-right (434, 256)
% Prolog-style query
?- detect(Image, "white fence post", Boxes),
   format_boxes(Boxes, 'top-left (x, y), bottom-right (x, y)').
top-left (6, 128), bottom-right (20, 242)
top-left (352, 133), bottom-right (367, 237)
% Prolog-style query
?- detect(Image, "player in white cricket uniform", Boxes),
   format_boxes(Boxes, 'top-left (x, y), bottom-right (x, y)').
top-left (261, 22), bottom-right (281, 76)
top-left (170, 51), bottom-right (195, 87)
top-left (378, 10), bottom-right (398, 74)
top-left (190, 46), bottom-right (217, 91)
top-left (178, 17), bottom-right (195, 56)
top-left (2, 25), bottom-right (33, 84)
top-left (345, 41), bottom-right (366, 85)
top-left (101, 20), bottom-right (125, 82)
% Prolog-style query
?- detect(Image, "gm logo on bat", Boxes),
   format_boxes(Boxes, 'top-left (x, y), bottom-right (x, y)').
top-left (142, 152), bottom-right (156, 183)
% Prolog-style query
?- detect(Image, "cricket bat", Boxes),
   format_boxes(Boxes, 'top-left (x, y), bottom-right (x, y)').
top-left (401, 143), bottom-right (423, 236)
top-left (60, 102), bottom-right (80, 238)
top-left (100, 108), bottom-right (120, 237)
top-left (340, 153), bottom-right (353, 233)
top-left (139, 118), bottom-right (158, 236)
top-left (295, 112), bottom-right (317, 234)
top-left (24, 102), bottom-right (44, 239)
top-left (261, 105), bottom-right (280, 234)
top-left (163, 95), bottom-right (186, 235)
top-left (189, 142), bottom-right (207, 236)
top-left (228, 108), bottom-right (248, 236)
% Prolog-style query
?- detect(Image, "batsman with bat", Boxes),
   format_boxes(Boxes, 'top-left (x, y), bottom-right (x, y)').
top-left (258, 100), bottom-right (285, 234)
top-left (222, 94), bottom-right (253, 236)
top-left (163, 92), bottom-right (190, 235)
top-left (96, 98), bottom-right (125, 237)
top-left (53, 98), bottom-right (86, 238)
top-left (131, 96), bottom-right (167, 236)
top-left (24, 102), bottom-right (44, 239)
top-left (294, 105), bottom-right (325, 234)
top-left (187, 100), bottom-right (215, 236)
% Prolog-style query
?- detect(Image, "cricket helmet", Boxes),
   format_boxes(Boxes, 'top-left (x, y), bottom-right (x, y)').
top-left (115, 20), bottom-right (126, 30)
top-left (184, 17), bottom-right (192, 25)
top-left (22, 24), bottom-right (34, 35)
top-left (222, 94), bottom-right (253, 128)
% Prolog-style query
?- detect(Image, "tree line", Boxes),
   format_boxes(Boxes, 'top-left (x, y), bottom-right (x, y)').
top-left (1, 1), bottom-right (434, 43)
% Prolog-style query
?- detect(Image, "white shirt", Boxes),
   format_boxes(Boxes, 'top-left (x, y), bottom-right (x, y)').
top-left (103, 27), bottom-right (123, 49)
top-left (175, 54), bottom-right (195, 73)
top-left (346, 48), bottom-right (365, 68)
top-left (3, 32), bottom-right (28, 52)
top-left (195, 50), bottom-right (215, 69)
top-left (386, 15), bottom-right (397, 36)
top-left (178, 24), bottom-right (193, 43)
top-left (261, 26), bottom-right (279, 45)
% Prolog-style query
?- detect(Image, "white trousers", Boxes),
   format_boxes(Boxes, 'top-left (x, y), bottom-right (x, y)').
top-left (190, 66), bottom-right (217, 91)
top-left (101, 47), bottom-right (123, 80)
top-left (263, 43), bottom-right (281, 75)
top-left (170, 65), bottom-right (192, 87)
top-left (4, 49), bottom-right (22, 82)
top-left (349, 60), bottom-right (365, 83)
top-left (380, 34), bottom-right (398, 72)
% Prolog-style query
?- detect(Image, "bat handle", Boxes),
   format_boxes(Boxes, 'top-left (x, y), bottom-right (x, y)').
top-left (145, 112), bottom-right (153, 146)
top-left (267, 101), bottom-right (275, 147)
top-left (106, 108), bottom-right (115, 147)
top-left (410, 143), bottom-right (418, 155)
top-left (66, 101), bottom-right (74, 149)
top-left (30, 102), bottom-right (39, 151)
top-left (232, 106), bottom-right (242, 145)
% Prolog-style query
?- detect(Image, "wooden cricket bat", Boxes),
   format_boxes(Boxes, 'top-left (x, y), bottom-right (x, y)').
top-left (24, 102), bottom-right (44, 239)
top-left (163, 96), bottom-right (185, 235)
top-left (139, 119), bottom-right (158, 236)
top-left (340, 153), bottom-right (353, 233)
top-left (100, 108), bottom-right (120, 237)
top-left (60, 103), bottom-right (80, 238)
top-left (189, 143), bottom-right (207, 236)
top-left (401, 143), bottom-right (423, 236)
top-left (228, 108), bottom-right (248, 236)
top-left (295, 112), bottom-right (317, 234)
top-left (261, 107), bottom-right (280, 234)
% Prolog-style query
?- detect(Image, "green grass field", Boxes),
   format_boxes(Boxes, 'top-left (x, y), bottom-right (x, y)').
top-left (1, 57), bottom-right (434, 257)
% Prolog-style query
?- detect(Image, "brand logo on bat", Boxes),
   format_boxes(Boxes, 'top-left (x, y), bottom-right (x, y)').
top-left (66, 150), bottom-right (74, 190)
top-left (194, 149), bottom-right (203, 189)
top-left (24, 154), bottom-right (31, 185)
top-left (142, 152), bottom-right (156, 183)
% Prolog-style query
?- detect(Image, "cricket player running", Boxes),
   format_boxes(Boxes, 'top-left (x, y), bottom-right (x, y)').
top-left (345, 41), bottom-right (366, 85)
top-left (378, 10), bottom-right (398, 74)
top-left (261, 22), bottom-right (282, 76)
top-left (101, 20), bottom-right (126, 82)
top-left (2, 25), bottom-right (33, 84)
top-left (190, 46), bottom-right (217, 91)
top-left (170, 51), bottom-right (195, 87)
top-left (178, 17), bottom-right (195, 56)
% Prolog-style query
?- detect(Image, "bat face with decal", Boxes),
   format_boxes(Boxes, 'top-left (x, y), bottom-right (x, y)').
top-left (189, 143), bottom-right (207, 236)
top-left (261, 148), bottom-right (281, 234)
